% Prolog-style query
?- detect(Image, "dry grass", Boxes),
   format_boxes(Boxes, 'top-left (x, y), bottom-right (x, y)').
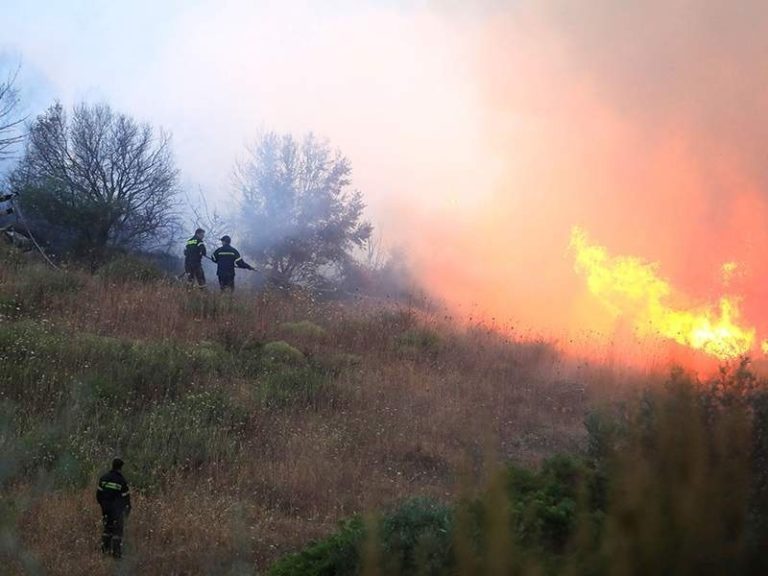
top-left (0, 254), bottom-right (644, 575)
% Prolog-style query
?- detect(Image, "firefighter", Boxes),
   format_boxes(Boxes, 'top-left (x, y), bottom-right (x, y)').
top-left (96, 458), bottom-right (132, 558)
top-left (210, 235), bottom-right (254, 291)
top-left (184, 228), bottom-right (207, 287)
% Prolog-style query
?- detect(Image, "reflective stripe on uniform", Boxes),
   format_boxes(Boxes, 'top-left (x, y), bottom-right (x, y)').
top-left (217, 251), bottom-right (236, 256)
top-left (101, 481), bottom-right (122, 491)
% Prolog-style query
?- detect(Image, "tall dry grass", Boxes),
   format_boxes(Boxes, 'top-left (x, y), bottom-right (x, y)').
top-left (0, 247), bottom-right (642, 575)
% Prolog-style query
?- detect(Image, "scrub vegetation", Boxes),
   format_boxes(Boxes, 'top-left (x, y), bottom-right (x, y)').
top-left (2, 243), bottom-right (765, 575)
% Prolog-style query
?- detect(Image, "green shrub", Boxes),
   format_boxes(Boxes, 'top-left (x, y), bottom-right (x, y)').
top-left (268, 498), bottom-right (452, 576)
top-left (269, 518), bottom-right (365, 576)
top-left (378, 498), bottom-right (453, 576)
top-left (506, 455), bottom-right (596, 552)
top-left (96, 254), bottom-right (164, 283)
top-left (262, 340), bottom-right (306, 368)
top-left (280, 320), bottom-right (327, 340)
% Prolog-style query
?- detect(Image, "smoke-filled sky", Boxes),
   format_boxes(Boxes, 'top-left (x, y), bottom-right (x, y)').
top-left (5, 0), bottom-right (768, 362)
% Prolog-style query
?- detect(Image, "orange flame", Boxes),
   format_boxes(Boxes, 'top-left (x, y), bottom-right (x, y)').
top-left (571, 227), bottom-right (755, 360)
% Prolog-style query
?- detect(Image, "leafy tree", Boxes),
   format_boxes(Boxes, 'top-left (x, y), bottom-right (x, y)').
top-left (11, 102), bottom-right (179, 258)
top-left (234, 132), bottom-right (372, 288)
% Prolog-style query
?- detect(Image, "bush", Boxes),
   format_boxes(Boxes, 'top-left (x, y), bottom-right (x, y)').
top-left (506, 455), bottom-right (597, 552)
top-left (280, 320), bottom-right (327, 340)
top-left (268, 498), bottom-right (452, 576)
top-left (377, 498), bottom-right (453, 576)
top-left (262, 340), bottom-right (306, 368)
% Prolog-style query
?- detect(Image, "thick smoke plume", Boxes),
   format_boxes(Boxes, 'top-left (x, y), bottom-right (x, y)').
top-left (398, 1), bottom-right (768, 365)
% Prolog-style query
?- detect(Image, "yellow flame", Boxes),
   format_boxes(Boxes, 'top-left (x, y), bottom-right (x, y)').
top-left (570, 227), bottom-right (754, 360)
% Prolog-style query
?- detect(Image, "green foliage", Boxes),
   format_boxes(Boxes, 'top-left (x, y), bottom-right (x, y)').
top-left (271, 367), bottom-right (768, 576)
top-left (268, 499), bottom-right (452, 576)
top-left (269, 518), bottom-right (365, 576)
top-left (97, 254), bottom-right (165, 283)
top-left (505, 455), bottom-right (597, 553)
top-left (377, 498), bottom-right (453, 576)
top-left (12, 102), bottom-right (179, 256)
top-left (262, 340), bottom-right (306, 368)
top-left (235, 131), bottom-right (372, 289)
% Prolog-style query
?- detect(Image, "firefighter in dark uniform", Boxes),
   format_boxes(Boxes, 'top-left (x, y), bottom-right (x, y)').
top-left (96, 458), bottom-right (132, 558)
top-left (211, 235), bottom-right (254, 291)
top-left (184, 228), bottom-right (207, 286)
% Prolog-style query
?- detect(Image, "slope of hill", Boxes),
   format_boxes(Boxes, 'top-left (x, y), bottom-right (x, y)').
top-left (0, 245), bottom-right (596, 575)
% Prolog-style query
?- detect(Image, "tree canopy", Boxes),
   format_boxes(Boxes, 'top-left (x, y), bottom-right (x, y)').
top-left (11, 102), bottom-right (179, 257)
top-left (235, 132), bottom-right (372, 288)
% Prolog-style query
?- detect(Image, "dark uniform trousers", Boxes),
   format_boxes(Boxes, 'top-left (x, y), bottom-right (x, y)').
top-left (186, 262), bottom-right (206, 286)
top-left (184, 236), bottom-right (207, 287)
top-left (218, 273), bottom-right (235, 291)
top-left (97, 470), bottom-right (131, 558)
top-left (101, 505), bottom-right (126, 557)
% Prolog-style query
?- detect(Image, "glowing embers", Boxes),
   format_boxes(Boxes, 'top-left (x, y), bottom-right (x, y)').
top-left (570, 227), bottom-right (754, 360)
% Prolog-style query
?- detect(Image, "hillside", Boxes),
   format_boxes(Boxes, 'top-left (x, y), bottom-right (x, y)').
top-left (0, 245), bottom-right (597, 575)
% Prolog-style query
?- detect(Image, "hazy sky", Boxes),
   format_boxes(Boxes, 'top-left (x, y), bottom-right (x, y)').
top-left (5, 0), bottom-right (768, 363)
top-left (1, 0), bottom-right (490, 226)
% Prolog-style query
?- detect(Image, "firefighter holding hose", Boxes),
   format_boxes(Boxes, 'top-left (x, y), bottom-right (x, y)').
top-left (211, 235), bottom-right (255, 291)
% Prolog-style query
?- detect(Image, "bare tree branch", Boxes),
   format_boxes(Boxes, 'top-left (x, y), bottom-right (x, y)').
top-left (10, 102), bottom-right (179, 258)
top-left (0, 66), bottom-right (26, 161)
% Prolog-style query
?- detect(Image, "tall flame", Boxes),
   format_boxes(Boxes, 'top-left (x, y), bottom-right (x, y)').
top-left (571, 227), bottom-right (754, 360)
